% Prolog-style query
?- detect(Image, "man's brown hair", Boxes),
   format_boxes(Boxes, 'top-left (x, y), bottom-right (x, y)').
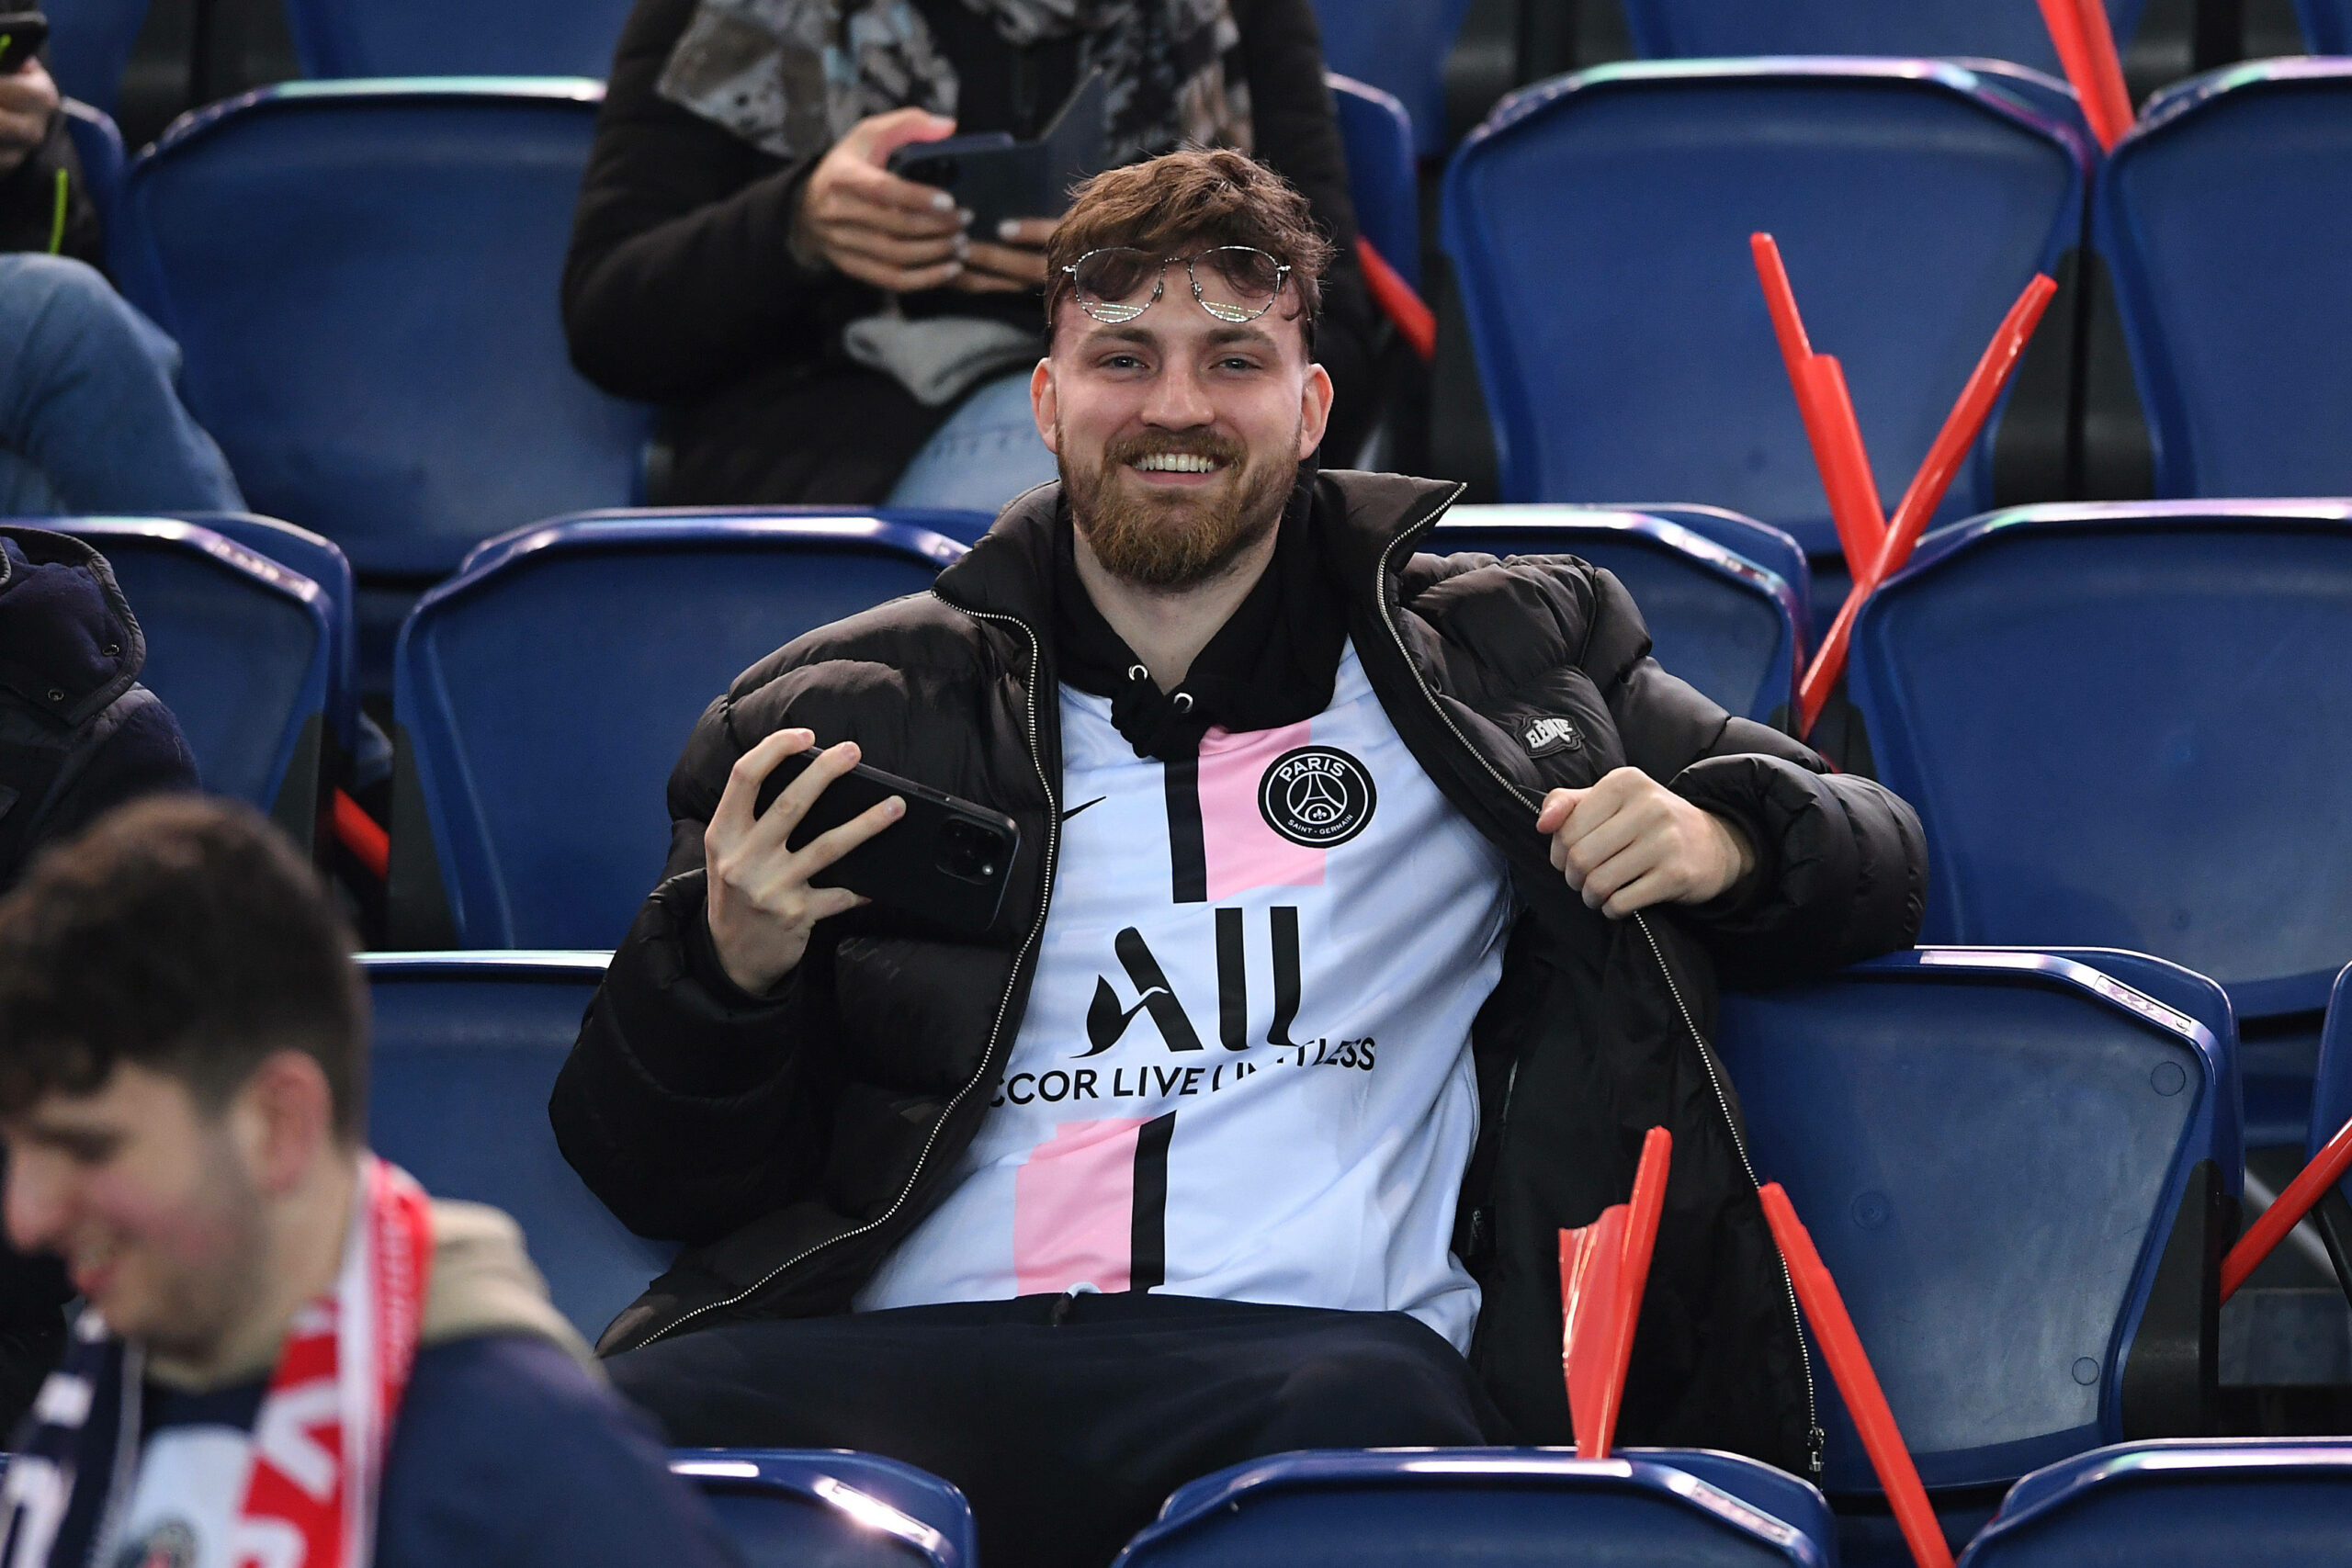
top-left (1045, 147), bottom-right (1338, 351)
top-left (0, 795), bottom-right (368, 1138)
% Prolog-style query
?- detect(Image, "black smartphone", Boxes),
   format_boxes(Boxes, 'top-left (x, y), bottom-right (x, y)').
top-left (753, 748), bottom-right (1021, 936)
top-left (887, 68), bottom-right (1108, 238)
top-left (0, 14), bottom-right (49, 75)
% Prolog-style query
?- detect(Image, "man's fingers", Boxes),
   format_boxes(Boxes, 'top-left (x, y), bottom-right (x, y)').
top-left (819, 175), bottom-right (966, 235)
top-left (788, 795), bottom-right (905, 879)
top-left (752, 739), bottom-right (862, 849)
top-left (848, 107), bottom-right (958, 166)
top-left (946, 265), bottom-right (1034, 295)
top-left (960, 241), bottom-right (1048, 288)
top-left (827, 222), bottom-right (966, 268)
top-left (836, 254), bottom-right (966, 294)
top-left (1581, 836), bottom-right (1663, 911)
top-left (994, 217), bottom-right (1059, 247)
top-left (1600, 868), bottom-right (1675, 920)
top-left (712, 728), bottom-right (815, 841)
top-left (1535, 787), bottom-right (1586, 836)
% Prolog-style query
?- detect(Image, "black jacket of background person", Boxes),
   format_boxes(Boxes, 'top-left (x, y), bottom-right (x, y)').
top-left (0, 525), bottom-right (199, 1434)
top-left (562, 0), bottom-right (1383, 505)
top-left (551, 469), bottom-right (1928, 1473)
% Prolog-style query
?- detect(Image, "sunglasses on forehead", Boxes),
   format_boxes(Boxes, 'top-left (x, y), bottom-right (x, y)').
top-left (1061, 245), bottom-right (1294, 326)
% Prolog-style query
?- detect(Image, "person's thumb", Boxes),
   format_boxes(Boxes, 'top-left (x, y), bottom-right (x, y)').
top-left (853, 107), bottom-right (958, 165)
top-left (1535, 786), bottom-right (1588, 833)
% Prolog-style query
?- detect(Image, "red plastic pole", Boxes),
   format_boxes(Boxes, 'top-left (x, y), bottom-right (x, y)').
top-left (2222, 1114), bottom-right (2352, 1302)
top-left (1355, 236), bottom-right (1435, 362)
top-left (333, 788), bottom-right (390, 881)
top-left (1752, 235), bottom-right (1887, 566)
top-left (1759, 1183), bottom-right (1954, 1568)
top-left (1603, 1127), bottom-right (1673, 1439)
top-left (1798, 273), bottom-right (2059, 734)
top-left (2037, 0), bottom-right (2132, 149)
top-left (1560, 1125), bottom-right (1673, 1459)
top-left (2073, 0), bottom-right (2140, 151)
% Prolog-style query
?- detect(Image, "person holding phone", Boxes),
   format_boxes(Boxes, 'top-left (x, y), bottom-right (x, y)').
top-left (563, 0), bottom-right (1381, 513)
top-left (555, 148), bottom-right (1927, 1568)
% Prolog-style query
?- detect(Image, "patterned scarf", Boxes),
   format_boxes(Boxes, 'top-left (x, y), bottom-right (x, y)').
top-left (658, 0), bottom-right (1253, 166)
top-left (0, 1157), bottom-right (435, 1568)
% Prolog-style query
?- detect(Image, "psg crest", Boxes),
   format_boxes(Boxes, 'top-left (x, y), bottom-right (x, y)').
top-left (1258, 746), bottom-right (1375, 848)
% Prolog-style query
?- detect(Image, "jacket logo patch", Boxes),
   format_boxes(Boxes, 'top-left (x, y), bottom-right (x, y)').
top-left (1258, 746), bottom-right (1375, 849)
top-left (1521, 716), bottom-right (1583, 758)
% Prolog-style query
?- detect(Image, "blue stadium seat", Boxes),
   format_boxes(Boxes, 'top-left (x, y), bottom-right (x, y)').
top-left (41, 0), bottom-right (147, 115)
top-left (1112, 1448), bottom-right (1836, 1567)
top-left (363, 953), bottom-right (673, 1341)
top-left (2092, 60), bottom-right (2352, 499)
top-left (673, 1450), bottom-right (977, 1568)
top-left (1310, 0), bottom-right (1472, 157)
top-left (2301, 964), bottom-right (2352, 1292)
top-left (45, 517), bottom-right (331, 838)
top-left (1442, 59), bottom-right (2087, 557)
top-left (391, 513), bottom-right (967, 949)
top-left (287, 0), bottom-right (637, 77)
top-left (1433, 507), bottom-right (1804, 724)
top-left (1328, 72), bottom-right (1419, 290)
top-left (1954, 1438), bottom-right (2352, 1566)
top-left (110, 81), bottom-right (656, 579)
top-left (2304, 0), bottom-right (2350, 49)
top-left (1618, 1), bottom-right (2149, 81)
top-left (60, 99), bottom-right (123, 239)
top-left (1719, 947), bottom-right (2240, 1501)
top-left (1846, 501), bottom-right (2352, 1143)
top-left (164, 512), bottom-right (363, 766)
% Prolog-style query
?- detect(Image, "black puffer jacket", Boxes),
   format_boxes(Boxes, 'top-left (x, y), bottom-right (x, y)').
top-left (551, 471), bottom-right (1926, 1473)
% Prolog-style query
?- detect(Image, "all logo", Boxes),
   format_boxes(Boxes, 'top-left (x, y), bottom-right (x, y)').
top-left (1257, 746), bottom-right (1375, 848)
top-left (1521, 716), bottom-right (1582, 757)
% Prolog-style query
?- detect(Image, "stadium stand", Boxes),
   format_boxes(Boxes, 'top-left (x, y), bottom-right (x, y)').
top-left (1615, 0), bottom-right (2151, 82)
top-left (47, 516), bottom-right (330, 845)
top-left (388, 513), bottom-right (967, 950)
top-left (363, 951), bottom-right (673, 1343)
top-left (285, 0), bottom-right (638, 78)
top-left (1309, 0), bottom-right (1473, 156)
top-left (1328, 72), bottom-right (1419, 291)
top-left (2092, 60), bottom-right (2352, 500)
top-left (1953, 1437), bottom-right (2352, 1565)
top-left (107, 80), bottom-right (656, 584)
top-left (58, 99), bottom-right (122, 237)
top-left (672, 1451), bottom-right (978, 1568)
top-left (1441, 59), bottom-right (2088, 558)
top-left (1717, 947), bottom-right (2239, 1550)
top-left (1111, 1449), bottom-right (1836, 1567)
top-left (40, 0), bottom-right (147, 116)
top-left (1432, 507), bottom-right (1804, 724)
top-left (1845, 501), bottom-right (2352, 1145)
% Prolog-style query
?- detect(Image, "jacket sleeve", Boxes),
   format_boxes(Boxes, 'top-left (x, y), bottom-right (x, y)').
top-left (1581, 568), bottom-right (1928, 978)
top-left (560, 0), bottom-right (841, 402)
top-left (548, 697), bottom-right (836, 1245)
top-left (1237, 0), bottom-right (1382, 466)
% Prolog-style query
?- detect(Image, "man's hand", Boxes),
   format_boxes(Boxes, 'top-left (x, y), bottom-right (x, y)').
top-left (0, 61), bottom-right (59, 180)
top-left (704, 728), bottom-right (904, 996)
top-left (790, 108), bottom-right (970, 294)
top-left (951, 216), bottom-right (1056, 295)
top-left (1537, 767), bottom-right (1755, 919)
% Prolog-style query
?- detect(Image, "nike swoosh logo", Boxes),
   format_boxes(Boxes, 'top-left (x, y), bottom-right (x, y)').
top-left (1060, 795), bottom-right (1107, 823)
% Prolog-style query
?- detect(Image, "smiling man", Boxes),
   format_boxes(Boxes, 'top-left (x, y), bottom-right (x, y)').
top-left (557, 149), bottom-right (1927, 1568)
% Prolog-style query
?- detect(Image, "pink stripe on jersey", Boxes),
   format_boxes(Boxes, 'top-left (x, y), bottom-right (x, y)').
top-left (1012, 1118), bottom-right (1150, 1295)
top-left (1198, 721), bottom-right (1324, 901)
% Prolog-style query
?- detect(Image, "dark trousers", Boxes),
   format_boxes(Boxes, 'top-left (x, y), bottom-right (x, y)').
top-left (606, 1292), bottom-right (1510, 1568)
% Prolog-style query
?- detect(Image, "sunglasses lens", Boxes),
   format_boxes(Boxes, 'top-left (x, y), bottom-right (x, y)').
top-left (1071, 248), bottom-right (1161, 321)
top-left (1195, 247), bottom-right (1284, 321)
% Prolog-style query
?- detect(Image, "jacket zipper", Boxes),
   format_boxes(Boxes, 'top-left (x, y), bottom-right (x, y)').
top-left (1371, 492), bottom-right (1824, 1475)
top-left (635, 595), bottom-right (1060, 1347)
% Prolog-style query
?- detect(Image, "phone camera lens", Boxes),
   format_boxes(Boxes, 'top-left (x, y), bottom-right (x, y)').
top-left (936, 819), bottom-right (1006, 884)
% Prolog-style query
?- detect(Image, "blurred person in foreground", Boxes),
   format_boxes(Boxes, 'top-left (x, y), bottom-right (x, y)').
top-left (559, 147), bottom-right (1928, 1567)
top-left (0, 795), bottom-right (739, 1568)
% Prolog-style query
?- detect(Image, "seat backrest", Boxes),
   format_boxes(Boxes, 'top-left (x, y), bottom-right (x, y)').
top-left (1112, 1448), bottom-right (1835, 1567)
top-left (168, 512), bottom-right (360, 750)
top-left (48, 518), bottom-right (330, 832)
top-left (111, 82), bottom-right (656, 578)
top-left (1442, 59), bottom-right (2086, 556)
top-left (42, 0), bottom-right (148, 114)
top-left (393, 515), bottom-right (966, 949)
top-left (60, 99), bottom-right (124, 237)
top-left (1618, 0), bottom-right (2149, 78)
top-left (2093, 62), bottom-right (2352, 499)
top-left (672, 1450), bottom-right (978, 1568)
top-left (1432, 507), bottom-right (1803, 724)
top-left (1719, 947), bottom-right (2239, 1494)
top-left (2306, 964), bottom-right (2352, 1169)
top-left (2302, 0), bottom-right (2351, 50)
top-left (1310, 0), bottom-right (1472, 158)
top-left (1848, 501), bottom-right (2352, 1021)
top-left (287, 0), bottom-right (637, 77)
top-left (1957, 1438), bottom-right (2352, 1566)
top-left (364, 953), bottom-right (673, 1343)
top-left (1327, 73), bottom-right (1419, 290)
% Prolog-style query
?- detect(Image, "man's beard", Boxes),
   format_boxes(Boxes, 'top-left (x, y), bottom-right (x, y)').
top-left (1061, 424), bottom-right (1297, 589)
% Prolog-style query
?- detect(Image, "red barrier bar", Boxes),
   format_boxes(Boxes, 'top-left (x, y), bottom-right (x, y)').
top-left (1752, 231), bottom-right (1815, 367)
top-left (1759, 1183), bottom-right (1954, 1568)
top-left (1356, 236), bottom-right (1435, 362)
top-left (1752, 233), bottom-right (1887, 565)
top-left (2222, 1114), bottom-right (2352, 1302)
top-left (1798, 273), bottom-right (2058, 733)
top-left (1561, 1126), bottom-right (1673, 1459)
top-left (333, 788), bottom-right (390, 882)
top-left (2037, 0), bottom-right (2132, 148)
top-left (2074, 0), bottom-right (2139, 151)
